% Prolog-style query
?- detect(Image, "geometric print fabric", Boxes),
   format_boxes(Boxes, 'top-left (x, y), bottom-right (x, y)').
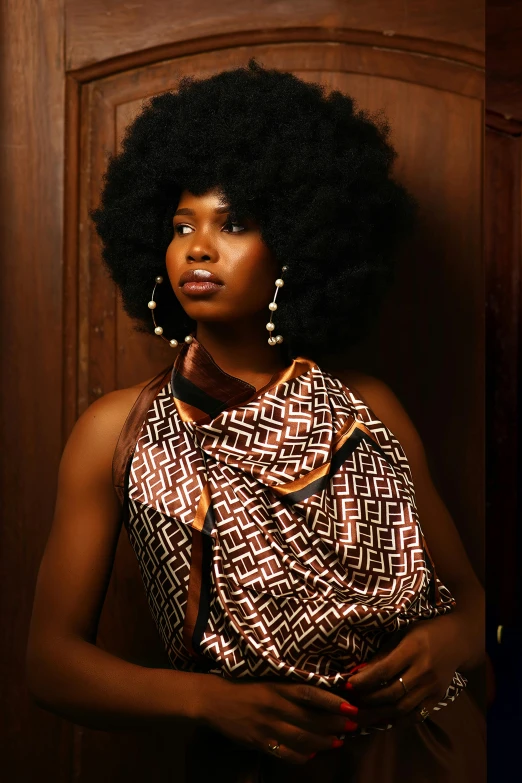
top-left (122, 345), bottom-right (467, 734)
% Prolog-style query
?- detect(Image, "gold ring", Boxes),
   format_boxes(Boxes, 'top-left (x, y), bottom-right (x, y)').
top-left (267, 740), bottom-right (281, 757)
top-left (418, 706), bottom-right (430, 722)
top-left (399, 676), bottom-right (409, 695)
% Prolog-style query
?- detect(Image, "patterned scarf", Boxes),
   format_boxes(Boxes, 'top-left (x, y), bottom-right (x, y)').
top-left (117, 337), bottom-right (466, 727)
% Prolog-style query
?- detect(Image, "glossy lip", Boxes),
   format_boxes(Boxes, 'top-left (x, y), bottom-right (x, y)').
top-left (179, 268), bottom-right (224, 286)
top-left (182, 281), bottom-right (223, 296)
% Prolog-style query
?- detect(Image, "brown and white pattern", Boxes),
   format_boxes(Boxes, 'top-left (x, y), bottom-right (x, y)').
top-left (117, 338), bottom-right (467, 734)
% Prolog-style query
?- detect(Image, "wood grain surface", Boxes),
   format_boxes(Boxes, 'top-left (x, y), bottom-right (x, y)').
top-left (0, 1), bottom-right (72, 782)
top-left (487, 0), bottom-right (522, 122)
top-left (65, 0), bottom-right (484, 72)
top-left (0, 2), bottom-right (488, 781)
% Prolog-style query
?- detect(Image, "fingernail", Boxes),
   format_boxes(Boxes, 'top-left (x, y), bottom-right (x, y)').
top-left (332, 738), bottom-right (344, 749)
top-left (345, 680), bottom-right (354, 690)
top-left (309, 752), bottom-right (316, 759)
top-left (340, 701), bottom-right (358, 715)
top-left (348, 663), bottom-right (368, 675)
top-left (344, 719), bottom-right (358, 732)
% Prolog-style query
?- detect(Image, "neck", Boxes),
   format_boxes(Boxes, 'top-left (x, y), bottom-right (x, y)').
top-left (194, 317), bottom-right (288, 390)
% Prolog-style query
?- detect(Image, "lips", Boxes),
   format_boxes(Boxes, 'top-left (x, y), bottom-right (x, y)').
top-left (179, 268), bottom-right (223, 286)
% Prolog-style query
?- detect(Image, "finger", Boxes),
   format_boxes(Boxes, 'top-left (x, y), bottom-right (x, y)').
top-left (279, 682), bottom-right (356, 716)
top-left (265, 726), bottom-right (345, 765)
top-left (359, 669), bottom-right (423, 707)
top-left (264, 736), bottom-right (311, 766)
top-left (356, 679), bottom-right (404, 708)
top-left (355, 684), bottom-right (435, 728)
top-left (274, 691), bottom-right (358, 736)
top-left (283, 723), bottom-right (346, 756)
top-left (347, 644), bottom-right (415, 694)
top-left (281, 702), bottom-right (357, 737)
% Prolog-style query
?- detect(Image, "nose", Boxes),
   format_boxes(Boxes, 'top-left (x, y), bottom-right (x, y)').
top-left (186, 241), bottom-right (216, 264)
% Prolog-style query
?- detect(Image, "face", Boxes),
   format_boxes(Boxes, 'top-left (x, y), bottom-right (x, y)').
top-left (165, 188), bottom-right (280, 326)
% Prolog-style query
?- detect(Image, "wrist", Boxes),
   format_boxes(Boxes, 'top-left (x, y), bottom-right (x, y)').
top-left (443, 607), bottom-right (485, 672)
top-left (189, 672), bottom-right (229, 727)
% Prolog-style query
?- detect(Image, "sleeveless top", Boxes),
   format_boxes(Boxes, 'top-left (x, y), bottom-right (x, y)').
top-left (113, 337), bottom-right (466, 732)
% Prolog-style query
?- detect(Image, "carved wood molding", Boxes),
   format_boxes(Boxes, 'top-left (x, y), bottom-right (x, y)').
top-left (486, 109), bottom-right (522, 136)
top-left (66, 27), bottom-right (484, 82)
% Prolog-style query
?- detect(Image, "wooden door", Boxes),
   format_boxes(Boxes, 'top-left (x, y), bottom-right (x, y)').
top-left (69, 36), bottom-right (484, 782)
top-left (0, 3), bottom-right (484, 781)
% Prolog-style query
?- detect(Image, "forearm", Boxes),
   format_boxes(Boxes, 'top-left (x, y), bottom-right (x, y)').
top-left (26, 635), bottom-right (209, 730)
top-left (446, 577), bottom-right (486, 672)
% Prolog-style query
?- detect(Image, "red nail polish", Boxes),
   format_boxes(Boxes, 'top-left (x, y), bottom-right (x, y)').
top-left (344, 719), bottom-right (358, 732)
top-left (345, 680), bottom-right (354, 690)
top-left (332, 738), bottom-right (344, 749)
top-left (348, 663), bottom-right (368, 675)
top-left (340, 703), bottom-right (358, 717)
top-left (309, 752), bottom-right (316, 759)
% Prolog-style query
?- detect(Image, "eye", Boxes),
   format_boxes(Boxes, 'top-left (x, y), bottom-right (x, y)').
top-left (174, 224), bottom-right (193, 236)
top-left (223, 219), bottom-right (245, 233)
top-left (173, 220), bottom-right (245, 236)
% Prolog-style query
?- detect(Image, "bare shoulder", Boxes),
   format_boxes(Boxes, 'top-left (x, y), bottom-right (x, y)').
top-left (335, 369), bottom-right (392, 412)
top-left (27, 371), bottom-right (167, 667)
top-left (335, 369), bottom-right (425, 459)
top-left (75, 375), bottom-right (152, 435)
top-left (63, 373), bottom-right (161, 476)
top-left (88, 373), bottom-right (157, 424)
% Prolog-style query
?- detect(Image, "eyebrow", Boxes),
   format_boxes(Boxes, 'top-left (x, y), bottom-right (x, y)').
top-left (174, 205), bottom-right (230, 217)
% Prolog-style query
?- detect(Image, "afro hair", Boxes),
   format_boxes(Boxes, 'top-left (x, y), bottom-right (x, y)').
top-left (90, 58), bottom-right (417, 360)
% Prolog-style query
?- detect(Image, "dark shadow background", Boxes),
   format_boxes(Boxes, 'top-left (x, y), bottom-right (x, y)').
top-left (485, 2), bottom-right (522, 780)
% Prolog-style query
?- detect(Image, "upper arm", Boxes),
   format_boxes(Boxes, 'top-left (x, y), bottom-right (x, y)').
top-left (26, 386), bottom-right (143, 673)
top-left (341, 372), bottom-right (482, 596)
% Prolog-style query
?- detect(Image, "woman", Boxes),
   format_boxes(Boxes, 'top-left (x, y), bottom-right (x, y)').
top-left (26, 60), bottom-right (485, 781)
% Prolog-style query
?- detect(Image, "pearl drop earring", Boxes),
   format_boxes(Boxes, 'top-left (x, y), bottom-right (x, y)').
top-left (148, 276), bottom-right (193, 347)
top-left (266, 265), bottom-right (288, 346)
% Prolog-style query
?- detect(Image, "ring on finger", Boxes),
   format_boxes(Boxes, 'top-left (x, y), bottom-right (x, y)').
top-left (398, 676), bottom-right (409, 696)
top-left (267, 739), bottom-right (282, 757)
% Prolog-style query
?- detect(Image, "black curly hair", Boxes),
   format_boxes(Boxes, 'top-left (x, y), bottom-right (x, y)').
top-left (90, 58), bottom-right (417, 360)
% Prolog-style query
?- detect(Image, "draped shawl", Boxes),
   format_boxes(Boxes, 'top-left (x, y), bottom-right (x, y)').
top-left (113, 337), bottom-right (466, 730)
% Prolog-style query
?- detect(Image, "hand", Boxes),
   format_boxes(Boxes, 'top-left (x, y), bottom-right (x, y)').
top-left (196, 676), bottom-right (359, 765)
top-left (345, 615), bottom-right (464, 729)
